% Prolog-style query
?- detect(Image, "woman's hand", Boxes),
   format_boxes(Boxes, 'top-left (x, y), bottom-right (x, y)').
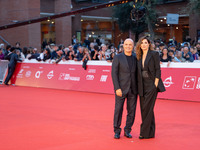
top-left (116, 89), bottom-right (122, 97)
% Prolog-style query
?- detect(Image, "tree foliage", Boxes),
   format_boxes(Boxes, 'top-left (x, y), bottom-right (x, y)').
top-left (187, 0), bottom-right (200, 14)
top-left (113, 0), bottom-right (158, 41)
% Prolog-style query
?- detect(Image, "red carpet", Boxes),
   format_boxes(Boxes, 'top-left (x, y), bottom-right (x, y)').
top-left (0, 86), bottom-right (200, 150)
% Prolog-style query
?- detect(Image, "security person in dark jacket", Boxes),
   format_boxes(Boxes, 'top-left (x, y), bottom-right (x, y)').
top-left (4, 47), bottom-right (22, 85)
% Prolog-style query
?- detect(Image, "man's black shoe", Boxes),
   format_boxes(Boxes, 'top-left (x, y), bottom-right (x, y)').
top-left (114, 133), bottom-right (120, 139)
top-left (124, 132), bottom-right (132, 138)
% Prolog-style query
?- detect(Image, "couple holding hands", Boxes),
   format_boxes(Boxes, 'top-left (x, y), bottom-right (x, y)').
top-left (112, 36), bottom-right (166, 139)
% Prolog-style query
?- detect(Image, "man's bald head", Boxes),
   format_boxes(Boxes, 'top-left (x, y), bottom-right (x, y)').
top-left (123, 38), bottom-right (134, 55)
top-left (124, 38), bottom-right (134, 45)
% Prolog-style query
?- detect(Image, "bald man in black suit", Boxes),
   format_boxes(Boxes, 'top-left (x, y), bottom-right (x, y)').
top-left (111, 39), bottom-right (138, 139)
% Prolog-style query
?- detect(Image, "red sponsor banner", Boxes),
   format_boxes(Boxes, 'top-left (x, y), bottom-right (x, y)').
top-left (11, 62), bottom-right (200, 102)
top-left (11, 63), bottom-right (114, 94)
top-left (158, 68), bottom-right (200, 102)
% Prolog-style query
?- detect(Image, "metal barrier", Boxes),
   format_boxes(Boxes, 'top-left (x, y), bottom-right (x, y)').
top-left (0, 60), bottom-right (8, 84)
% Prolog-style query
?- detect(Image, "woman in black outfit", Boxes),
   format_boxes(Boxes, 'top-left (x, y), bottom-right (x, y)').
top-left (136, 36), bottom-right (166, 139)
top-left (160, 47), bottom-right (171, 67)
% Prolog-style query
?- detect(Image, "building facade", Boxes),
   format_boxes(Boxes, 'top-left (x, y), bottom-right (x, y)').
top-left (0, 0), bottom-right (199, 49)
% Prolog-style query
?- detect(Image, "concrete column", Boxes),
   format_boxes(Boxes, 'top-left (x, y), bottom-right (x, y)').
top-left (55, 0), bottom-right (72, 46)
top-left (189, 13), bottom-right (200, 42)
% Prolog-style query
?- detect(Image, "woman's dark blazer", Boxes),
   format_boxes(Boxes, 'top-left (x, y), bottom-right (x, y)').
top-left (137, 50), bottom-right (166, 96)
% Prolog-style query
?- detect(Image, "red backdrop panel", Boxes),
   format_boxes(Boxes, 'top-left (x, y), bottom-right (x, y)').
top-left (11, 63), bottom-right (200, 102)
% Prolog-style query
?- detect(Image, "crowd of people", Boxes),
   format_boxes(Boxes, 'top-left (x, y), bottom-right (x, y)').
top-left (1, 36), bottom-right (200, 67)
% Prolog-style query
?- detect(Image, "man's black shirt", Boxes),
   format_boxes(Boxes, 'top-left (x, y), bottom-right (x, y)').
top-left (125, 55), bottom-right (133, 71)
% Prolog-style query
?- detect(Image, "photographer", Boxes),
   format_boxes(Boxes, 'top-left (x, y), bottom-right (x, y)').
top-left (82, 47), bottom-right (91, 70)
top-left (182, 46), bottom-right (194, 62)
top-left (36, 48), bottom-right (51, 62)
top-left (4, 48), bottom-right (23, 85)
top-left (74, 46), bottom-right (84, 61)
top-left (91, 45), bottom-right (99, 60)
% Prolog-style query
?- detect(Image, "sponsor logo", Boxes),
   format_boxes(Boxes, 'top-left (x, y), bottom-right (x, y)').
top-left (88, 69), bottom-right (96, 74)
top-left (196, 77), bottom-right (200, 89)
top-left (17, 69), bottom-right (24, 78)
top-left (64, 74), bottom-right (70, 80)
top-left (163, 76), bottom-right (174, 87)
top-left (100, 75), bottom-right (108, 82)
top-left (86, 75), bottom-right (94, 80)
top-left (58, 73), bottom-right (80, 81)
top-left (58, 73), bottom-right (65, 80)
top-left (47, 70), bottom-right (54, 79)
top-left (25, 71), bottom-right (31, 78)
top-left (23, 66), bottom-right (30, 69)
top-left (102, 70), bottom-right (110, 73)
top-left (19, 69), bottom-right (24, 74)
top-left (182, 76), bottom-right (196, 89)
top-left (69, 68), bottom-right (76, 71)
top-left (35, 71), bottom-right (43, 79)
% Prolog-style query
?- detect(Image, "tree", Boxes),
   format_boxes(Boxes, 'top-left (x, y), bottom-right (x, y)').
top-left (113, 0), bottom-right (158, 42)
top-left (187, 0), bottom-right (200, 14)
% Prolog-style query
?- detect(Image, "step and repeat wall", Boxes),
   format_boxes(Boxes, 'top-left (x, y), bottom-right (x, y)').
top-left (6, 60), bottom-right (200, 102)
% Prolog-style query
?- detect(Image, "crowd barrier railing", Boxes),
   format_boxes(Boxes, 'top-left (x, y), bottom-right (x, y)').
top-left (0, 60), bottom-right (9, 84)
top-left (4, 59), bottom-right (200, 102)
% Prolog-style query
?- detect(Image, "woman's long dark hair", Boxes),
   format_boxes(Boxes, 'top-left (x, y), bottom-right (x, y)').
top-left (135, 36), bottom-right (154, 60)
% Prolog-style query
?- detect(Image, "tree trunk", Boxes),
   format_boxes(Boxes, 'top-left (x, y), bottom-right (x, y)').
top-left (135, 31), bottom-right (139, 42)
top-left (147, 16), bottom-right (155, 41)
top-left (147, 0), bottom-right (155, 41)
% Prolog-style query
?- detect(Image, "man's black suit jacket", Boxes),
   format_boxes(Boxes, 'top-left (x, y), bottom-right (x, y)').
top-left (5, 53), bottom-right (22, 68)
top-left (137, 50), bottom-right (166, 96)
top-left (111, 52), bottom-right (138, 96)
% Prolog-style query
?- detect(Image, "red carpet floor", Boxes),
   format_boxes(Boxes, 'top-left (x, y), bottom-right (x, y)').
top-left (0, 86), bottom-right (200, 150)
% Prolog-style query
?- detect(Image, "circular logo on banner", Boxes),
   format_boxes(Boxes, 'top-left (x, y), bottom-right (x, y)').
top-left (163, 76), bottom-right (174, 87)
top-left (47, 70), bottom-right (54, 79)
top-left (35, 71), bottom-right (43, 79)
top-left (25, 71), bottom-right (31, 78)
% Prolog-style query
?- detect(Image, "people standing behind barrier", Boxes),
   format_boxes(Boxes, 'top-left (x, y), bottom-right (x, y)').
top-left (84, 37), bottom-right (90, 48)
top-left (82, 47), bottom-right (91, 70)
top-left (28, 48), bottom-right (40, 60)
top-left (54, 49), bottom-right (65, 64)
top-left (50, 44), bottom-right (58, 61)
top-left (174, 51), bottom-right (186, 62)
top-left (72, 35), bottom-right (77, 45)
top-left (91, 45), bottom-right (99, 60)
top-left (4, 48), bottom-right (23, 85)
top-left (195, 43), bottom-right (200, 56)
top-left (36, 48), bottom-right (52, 62)
top-left (168, 49), bottom-right (180, 62)
top-left (99, 44), bottom-right (109, 60)
top-left (0, 48), bottom-right (4, 60)
top-left (169, 45), bottom-right (177, 54)
top-left (4, 45), bottom-right (11, 58)
top-left (89, 42), bottom-right (95, 52)
top-left (0, 43), bottom-right (6, 56)
top-left (107, 52), bottom-right (115, 63)
top-left (182, 47), bottom-right (194, 62)
top-left (190, 47), bottom-right (199, 60)
top-left (159, 43), bottom-right (165, 53)
top-left (22, 47), bottom-right (28, 58)
top-left (66, 45), bottom-right (75, 60)
top-left (155, 47), bottom-right (160, 53)
top-left (117, 44), bottom-right (123, 54)
top-left (15, 42), bottom-right (22, 52)
top-left (160, 47), bottom-right (171, 67)
top-left (74, 46), bottom-right (84, 61)
top-left (26, 47), bottom-right (32, 59)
